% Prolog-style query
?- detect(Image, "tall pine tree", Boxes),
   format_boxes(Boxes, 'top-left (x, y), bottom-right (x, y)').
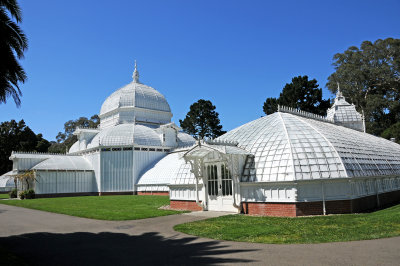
top-left (180, 99), bottom-right (225, 139)
top-left (326, 38), bottom-right (400, 136)
top-left (263, 76), bottom-right (330, 116)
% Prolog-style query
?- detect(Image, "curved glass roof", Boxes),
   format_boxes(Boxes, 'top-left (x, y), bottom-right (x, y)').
top-left (100, 81), bottom-right (171, 116)
top-left (177, 132), bottom-right (196, 147)
top-left (86, 124), bottom-right (162, 148)
top-left (71, 126), bottom-right (195, 152)
top-left (217, 112), bottom-right (400, 182)
top-left (69, 141), bottom-right (80, 153)
top-left (0, 171), bottom-right (15, 187)
top-left (32, 156), bottom-right (93, 171)
top-left (138, 152), bottom-right (194, 185)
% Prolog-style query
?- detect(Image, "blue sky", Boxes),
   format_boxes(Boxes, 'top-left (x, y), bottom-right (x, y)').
top-left (1, 0), bottom-right (399, 141)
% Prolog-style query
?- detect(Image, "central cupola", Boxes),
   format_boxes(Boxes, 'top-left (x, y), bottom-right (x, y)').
top-left (99, 62), bottom-right (173, 129)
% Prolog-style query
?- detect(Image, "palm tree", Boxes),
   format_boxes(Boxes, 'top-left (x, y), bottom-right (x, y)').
top-left (0, 0), bottom-right (27, 107)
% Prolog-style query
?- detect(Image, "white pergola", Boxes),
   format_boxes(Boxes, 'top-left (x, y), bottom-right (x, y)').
top-left (183, 140), bottom-right (250, 212)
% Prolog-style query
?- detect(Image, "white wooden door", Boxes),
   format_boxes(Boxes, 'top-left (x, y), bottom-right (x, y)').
top-left (206, 163), bottom-right (236, 212)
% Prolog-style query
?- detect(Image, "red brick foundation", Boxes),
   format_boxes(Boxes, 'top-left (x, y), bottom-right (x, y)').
top-left (295, 200), bottom-right (353, 216)
top-left (138, 191), bottom-right (169, 196)
top-left (242, 202), bottom-right (297, 217)
top-left (170, 200), bottom-right (203, 211)
top-left (242, 190), bottom-right (400, 217)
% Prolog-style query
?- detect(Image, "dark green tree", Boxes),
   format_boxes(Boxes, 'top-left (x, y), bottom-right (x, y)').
top-left (48, 115), bottom-right (100, 153)
top-left (0, 0), bottom-right (28, 106)
top-left (0, 119), bottom-right (50, 174)
top-left (35, 133), bottom-right (51, 152)
top-left (179, 99), bottom-right (225, 139)
top-left (263, 76), bottom-right (330, 115)
top-left (263, 98), bottom-right (278, 116)
top-left (326, 38), bottom-right (400, 135)
top-left (381, 122), bottom-right (400, 144)
top-left (47, 142), bottom-right (66, 154)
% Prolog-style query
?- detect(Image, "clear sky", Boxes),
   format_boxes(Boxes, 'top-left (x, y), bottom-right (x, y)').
top-left (1, 0), bottom-right (399, 141)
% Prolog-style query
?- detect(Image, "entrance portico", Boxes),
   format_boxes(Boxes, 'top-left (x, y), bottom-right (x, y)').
top-left (183, 140), bottom-right (250, 212)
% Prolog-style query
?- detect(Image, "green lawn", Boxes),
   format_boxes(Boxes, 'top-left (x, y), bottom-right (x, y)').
top-left (174, 204), bottom-right (400, 244)
top-left (0, 193), bottom-right (9, 199)
top-left (0, 195), bottom-right (183, 220)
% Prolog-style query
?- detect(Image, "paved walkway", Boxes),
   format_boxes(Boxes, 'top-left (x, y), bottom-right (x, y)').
top-left (0, 204), bottom-right (399, 265)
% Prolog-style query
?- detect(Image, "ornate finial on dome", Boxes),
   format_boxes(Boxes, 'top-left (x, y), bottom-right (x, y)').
top-left (132, 60), bottom-right (140, 83)
top-left (336, 82), bottom-right (343, 98)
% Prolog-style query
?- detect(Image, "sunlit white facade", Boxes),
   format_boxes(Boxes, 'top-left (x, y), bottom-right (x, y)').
top-left (2, 66), bottom-right (400, 216)
top-left (3, 63), bottom-right (195, 196)
top-left (139, 87), bottom-right (400, 216)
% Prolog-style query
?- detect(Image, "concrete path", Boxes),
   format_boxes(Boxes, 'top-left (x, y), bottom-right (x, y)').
top-left (0, 204), bottom-right (399, 265)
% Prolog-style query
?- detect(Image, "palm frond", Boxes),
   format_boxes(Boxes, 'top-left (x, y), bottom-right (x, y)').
top-left (0, 0), bottom-right (26, 107)
top-left (0, 0), bottom-right (22, 22)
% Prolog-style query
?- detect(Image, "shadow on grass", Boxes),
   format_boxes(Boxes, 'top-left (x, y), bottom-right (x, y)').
top-left (0, 231), bottom-right (257, 265)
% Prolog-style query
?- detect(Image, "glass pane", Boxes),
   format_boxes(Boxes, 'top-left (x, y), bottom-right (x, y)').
top-left (214, 165), bottom-right (218, 195)
top-left (207, 164), bottom-right (219, 196)
top-left (207, 165), bottom-right (211, 195)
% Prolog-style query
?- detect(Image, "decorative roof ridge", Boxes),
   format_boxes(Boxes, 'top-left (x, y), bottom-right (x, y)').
top-left (11, 151), bottom-right (69, 156)
top-left (75, 126), bottom-right (100, 130)
top-left (277, 105), bottom-right (334, 123)
top-left (205, 139), bottom-right (239, 146)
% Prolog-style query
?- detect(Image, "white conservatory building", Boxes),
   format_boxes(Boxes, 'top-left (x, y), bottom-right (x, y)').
top-left (2, 64), bottom-right (195, 197)
top-left (1, 65), bottom-right (400, 216)
top-left (138, 87), bottom-right (400, 216)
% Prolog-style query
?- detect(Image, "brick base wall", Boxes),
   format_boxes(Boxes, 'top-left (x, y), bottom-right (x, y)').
top-left (295, 200), bottom-right (353, 216)
top-left (138, 191), bottom-right (169, 196)
top-left (242, 190), bottom-right (400, 217)
top-left (376, 190), bottom-right (400, 207)
top-left (351, 195), bottom-right (376, 212)
top-left (170, 200), bottom-right (203, 211)
top-left (242, 202), bottom-right (297, 217)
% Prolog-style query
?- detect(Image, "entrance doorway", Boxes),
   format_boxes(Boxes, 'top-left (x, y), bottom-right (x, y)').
top-left (206, 163), bottom-right (236, 211)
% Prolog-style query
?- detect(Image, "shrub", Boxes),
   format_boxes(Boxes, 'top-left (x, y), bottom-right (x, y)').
top-left (9, 189), bottom-right (17, 198)
top-left (25, 189), bottom-right (35, 199)
top-left (19, 191), bottom-right (26, 200)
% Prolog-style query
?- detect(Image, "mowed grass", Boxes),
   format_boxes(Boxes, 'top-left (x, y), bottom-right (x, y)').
top-left (174, 204), bottom-right (400, 244)
top-left (0, 194), bottom-right (9, 199)
top-left (0, 195), bottom-right (183, 220)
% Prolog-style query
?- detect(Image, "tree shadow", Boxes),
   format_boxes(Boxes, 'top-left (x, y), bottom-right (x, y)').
top-left (0, 231), bottom-right (258, 265)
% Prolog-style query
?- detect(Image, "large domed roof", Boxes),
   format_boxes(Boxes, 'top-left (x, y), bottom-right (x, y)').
top-left (217, 111), bottom-right (400, 182)
top-left (100, 82), bottom-right (171, 116)
top-left (99, 63), bottom-right (171, 116)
